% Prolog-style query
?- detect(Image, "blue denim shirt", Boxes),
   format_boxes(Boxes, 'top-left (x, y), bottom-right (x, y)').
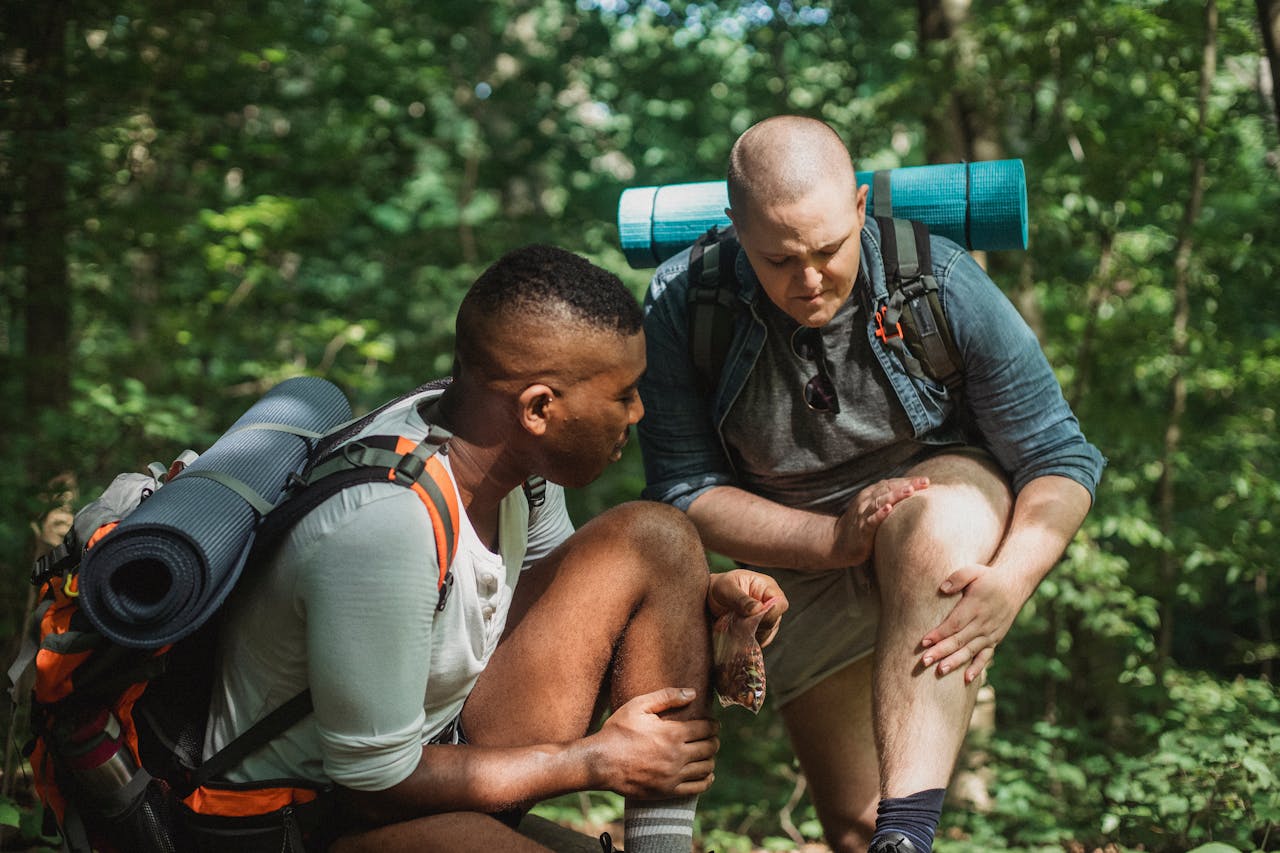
top-left (637, 218), bottom-right (1105, 512)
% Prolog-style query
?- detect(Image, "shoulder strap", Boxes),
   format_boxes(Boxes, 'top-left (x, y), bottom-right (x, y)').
top-left (686, 224), bottom-right (742, 392)
top-left (252, 427), bottom-right (460, 611)
top-left (873, 207), bottom-right (964, 394)
top-left (192, 689), bottom-right (314, 789)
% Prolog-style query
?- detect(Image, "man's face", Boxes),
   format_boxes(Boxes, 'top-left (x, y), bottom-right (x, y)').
top-left (731, 180), bottom-right (867, 328)
top-left (539, 329), bottom-right (646, 489)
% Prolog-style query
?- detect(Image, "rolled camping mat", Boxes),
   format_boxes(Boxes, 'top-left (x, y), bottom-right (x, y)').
top-left (617, 158), bottom-right (1029, 269)
top-left (79, 376), bottom-right (353, 649)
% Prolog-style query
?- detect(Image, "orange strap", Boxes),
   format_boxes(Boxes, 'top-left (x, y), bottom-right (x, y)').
top-left (183, 783), bottom-right (318, 817)
top-left (391, 436), bottom-right (460, 588)
top-left (85, 521), bottom-right (119, 550)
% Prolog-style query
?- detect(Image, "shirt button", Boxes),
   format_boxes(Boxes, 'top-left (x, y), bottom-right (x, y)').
top-left (481, 604), bottom-right (496, 620)
top-left (479, 573), bottom-right (498, 595)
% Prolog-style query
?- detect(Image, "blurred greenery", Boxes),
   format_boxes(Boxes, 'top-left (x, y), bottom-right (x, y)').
top-left (3, 0), bottom-right (1279, 850)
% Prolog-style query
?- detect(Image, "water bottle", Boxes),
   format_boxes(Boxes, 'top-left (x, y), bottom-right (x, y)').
top-left (63, 709), bottom-right (141, 808)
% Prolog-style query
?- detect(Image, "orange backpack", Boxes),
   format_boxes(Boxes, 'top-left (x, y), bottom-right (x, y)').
top-left (17, 385), bottom-right (465, 853)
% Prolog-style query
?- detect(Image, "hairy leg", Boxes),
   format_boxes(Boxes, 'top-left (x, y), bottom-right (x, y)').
top-left (779, 654), bottom-right (879, 853)
top-left (463, 499), bottom-right (713, 747)
top-left (871, 451), bottom-right (1012, 797)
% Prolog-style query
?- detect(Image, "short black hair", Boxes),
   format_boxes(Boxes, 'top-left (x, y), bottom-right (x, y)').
top-left (455, 244), bottom-right (642, 370)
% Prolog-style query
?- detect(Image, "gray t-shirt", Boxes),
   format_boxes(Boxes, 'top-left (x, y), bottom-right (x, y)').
top-left (721, 284), bottom-right (929, 517)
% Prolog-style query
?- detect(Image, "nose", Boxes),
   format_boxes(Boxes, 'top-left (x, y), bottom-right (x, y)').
top-left (630, 395), bottom-right (645, 424)
top-left (800, 263), bottom-right (823, 290)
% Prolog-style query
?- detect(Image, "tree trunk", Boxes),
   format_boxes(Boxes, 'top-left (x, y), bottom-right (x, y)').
top-left (14, 0), bottom-right (73, 420)
top-left (916, 0), bottom-right (1002, 164)
top-left (1258, 0), bottom-right (1280, 133)
top-left (1157, 0), bottom-right (1217, 672)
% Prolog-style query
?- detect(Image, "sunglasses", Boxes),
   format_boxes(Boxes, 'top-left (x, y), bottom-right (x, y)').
top-left (790, 326), bottom-right (840, 414)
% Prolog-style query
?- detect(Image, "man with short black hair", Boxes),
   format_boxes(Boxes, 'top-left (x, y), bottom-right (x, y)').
top-left (206, 244), bottom-right (787, 852)
top-left (638, 117), bottom-right (1104, 853)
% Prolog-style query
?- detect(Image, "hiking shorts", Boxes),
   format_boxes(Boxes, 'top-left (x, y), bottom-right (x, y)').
top-left (753, 444), bottom-right (997, 708)
top-left (755, 563), bottom-right (879, 708)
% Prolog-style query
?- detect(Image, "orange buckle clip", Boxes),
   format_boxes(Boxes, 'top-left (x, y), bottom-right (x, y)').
top-left (874, 305), bottom-right (903, 343)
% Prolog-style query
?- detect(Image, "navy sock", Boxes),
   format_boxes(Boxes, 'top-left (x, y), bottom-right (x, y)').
top-left (872, 788), bottom-right (946, 852)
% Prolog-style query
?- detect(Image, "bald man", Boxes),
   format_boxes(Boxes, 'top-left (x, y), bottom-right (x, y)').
top-left (203, 244), bottom-right (787, 853)
top-left (637, 116), bottom-right (1104, 853)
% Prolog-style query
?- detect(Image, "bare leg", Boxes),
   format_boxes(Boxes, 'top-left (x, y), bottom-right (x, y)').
top-left (463, 500), bottom-right (713, 746)
top-left (872, 452), bottom-right (1011, 797)
top-left (779, 654), bottom-right (879, 853)
top-left (332, 502), bottom-right (711, 852)
top-left (330, 813), bottom-right (549, 853)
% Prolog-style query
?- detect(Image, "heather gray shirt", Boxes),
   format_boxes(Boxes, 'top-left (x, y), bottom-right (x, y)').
top-left (721, 284), bottom-right (931, 518)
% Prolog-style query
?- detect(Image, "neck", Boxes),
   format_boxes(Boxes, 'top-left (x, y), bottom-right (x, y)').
top-left (433, 385), bottom-right (531, 522)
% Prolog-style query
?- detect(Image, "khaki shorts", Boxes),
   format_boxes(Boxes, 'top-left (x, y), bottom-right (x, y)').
top-left (755, 444), bottom-right (999, 708)
top-left (758, 563), bottom-right (879, 708)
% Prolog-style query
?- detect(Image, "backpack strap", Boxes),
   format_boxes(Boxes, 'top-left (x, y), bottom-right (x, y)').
top-left (254, 426), bottom-right (460, 611)
top-left (686, 224), bottom-right (741, 392)
top-left (523, 476), bottom-right (547, 508)
top-left (873, 221), bottom-right (964, 396)
top-left (191, 689), bottom-right (314, 790)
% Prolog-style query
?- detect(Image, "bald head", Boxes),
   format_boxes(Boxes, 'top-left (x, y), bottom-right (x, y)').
top-left (727, 116), bottom-right (855, 222)
top-left (454, 244), bottom-right (643, 387)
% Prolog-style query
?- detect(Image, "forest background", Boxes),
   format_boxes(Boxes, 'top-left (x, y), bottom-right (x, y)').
top-left (3, 0), bottom-right (1279, 851)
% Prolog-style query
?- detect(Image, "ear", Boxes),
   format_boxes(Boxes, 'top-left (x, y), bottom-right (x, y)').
top-left (517, 383), bottom-right (556, 436)
top-left (854, 183), bottom-right (869, 228)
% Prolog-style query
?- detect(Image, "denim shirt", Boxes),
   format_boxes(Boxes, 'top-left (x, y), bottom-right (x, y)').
top-left (637, 218), bottom-right (1105, 512)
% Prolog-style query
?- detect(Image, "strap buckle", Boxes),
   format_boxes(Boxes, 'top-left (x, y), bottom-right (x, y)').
top-left (874, 304), bottom-right (903, 343)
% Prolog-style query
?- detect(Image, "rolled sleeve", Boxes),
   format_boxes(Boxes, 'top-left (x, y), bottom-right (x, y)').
top-left (319, 719), bottom-right (426, 792)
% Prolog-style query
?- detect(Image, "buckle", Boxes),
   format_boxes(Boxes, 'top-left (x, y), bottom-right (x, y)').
top-left (875, 305), bottom-right (903, 343)
top-left (394, 450), bottom-right (427, 485)
top-left (31, 539), bottom-right (77, 587)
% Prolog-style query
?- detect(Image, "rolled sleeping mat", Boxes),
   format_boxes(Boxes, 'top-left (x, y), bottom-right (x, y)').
top-left (617, 158), bottom-right (1029, 269)
top-left (79, 375), bottom-right (353, 649)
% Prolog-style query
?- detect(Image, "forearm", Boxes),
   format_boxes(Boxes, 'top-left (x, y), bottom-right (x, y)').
top-left (341, 736), bottom-right (606, 825)
top-left (687, 485), bottom-right (843, 571)
top-left (988, 474), bottom-right (1092, 601)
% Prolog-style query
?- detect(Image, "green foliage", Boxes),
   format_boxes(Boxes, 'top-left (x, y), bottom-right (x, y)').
top-left (3, 0), bottom-right (1279, 849)
top-left (941, 671), bottom-right (1280, 853)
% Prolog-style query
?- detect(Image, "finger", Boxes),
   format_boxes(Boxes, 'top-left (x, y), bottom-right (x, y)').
top-left (681, 736), bottom-right (720, 761)
top-left (632, 687), bottom-right (698, 715)
top-left (756, 606), bottom-right (784, 645)
top-left (938, 565), bottom-right (980, 595)
top-left (921, 605), bottom-right (971, 652)
top-left (935, 640), bottom-right (987, 677)
top-left (672, 719), bottom-right (720, 744)
top-left (673, 772), bottom-right (715, 796)
top-left (678, 758), bottom-right (717, 782)
top-left (965, 646), bottom-right (996, 684)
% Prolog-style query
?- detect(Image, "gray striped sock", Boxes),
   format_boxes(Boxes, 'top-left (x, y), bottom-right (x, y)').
top-left (622, 795), bottom-right (698, 853)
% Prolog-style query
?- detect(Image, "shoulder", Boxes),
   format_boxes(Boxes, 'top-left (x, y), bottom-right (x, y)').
top-left (647, 244), bottom-right (696, 304)
top-left (927, 231), bottom-right (976, 280)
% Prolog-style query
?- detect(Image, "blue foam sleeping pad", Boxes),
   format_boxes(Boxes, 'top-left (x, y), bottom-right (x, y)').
top-left (79, 376), bottom-right (353, 649)
top-left (617, 159), bottom-right (1029, 269)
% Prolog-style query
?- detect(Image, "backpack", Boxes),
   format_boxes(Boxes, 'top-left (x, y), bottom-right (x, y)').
top-left (12, 376), bottom-right (530, 853)
top-left (685, 169), bottom-right (964, 401)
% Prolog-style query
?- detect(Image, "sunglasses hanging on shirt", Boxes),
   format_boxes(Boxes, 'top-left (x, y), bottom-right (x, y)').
top-left (790, 326), bottom-right (840, 414)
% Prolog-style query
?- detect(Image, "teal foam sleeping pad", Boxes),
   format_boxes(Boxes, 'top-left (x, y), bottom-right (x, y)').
top-left (617, 159), bottom-right (1029, 269)
top-left (79, 376), bottom-right (353, 649)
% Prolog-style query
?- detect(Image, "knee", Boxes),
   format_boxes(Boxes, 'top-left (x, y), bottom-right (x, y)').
top-left (594, 501), bottom-right (708, 588)
top-left (877, 480), bottom-right (1010, 566)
